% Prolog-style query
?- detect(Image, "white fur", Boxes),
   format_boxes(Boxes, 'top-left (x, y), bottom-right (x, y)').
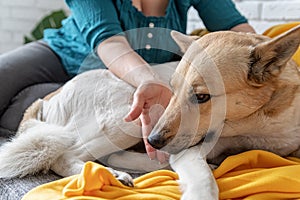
top-left (0, 62), bottom-right (179, 178)
top-left (0, 119), bottom-right (74, 178)
top-left (170, 146), bottom-right (218, 200)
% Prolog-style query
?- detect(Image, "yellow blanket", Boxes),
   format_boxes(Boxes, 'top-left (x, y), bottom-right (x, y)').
top-left (263, 22), bottom-right (300, 66)
top-left (23, 150), bottom-right (300, 200)
top-left (22, 162), bottom-right (181, 200)
top-left (214, 150), bottom-right (300, 200)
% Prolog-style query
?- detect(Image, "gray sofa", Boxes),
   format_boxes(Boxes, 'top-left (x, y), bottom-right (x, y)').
top-left (0, 136), bottom-right (60, 200)
top-left (0, 83), bottom-right (62, 200)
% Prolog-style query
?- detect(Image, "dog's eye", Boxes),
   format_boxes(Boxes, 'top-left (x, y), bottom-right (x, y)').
top-left (190, 94), bottom-right (211, 104)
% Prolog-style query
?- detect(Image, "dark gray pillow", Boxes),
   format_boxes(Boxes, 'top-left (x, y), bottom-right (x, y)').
top-left (0, 83), bottom-right (62, 137)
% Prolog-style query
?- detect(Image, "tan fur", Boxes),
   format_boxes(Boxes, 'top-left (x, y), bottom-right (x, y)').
top-left (17, 99), bottom-right (43, 135)
top-left (149, 26), bottom-right (300, 163)
top-left (18, 88), bottom-right (63, 133)
top-left (43, 87), bottom-right (62, 101)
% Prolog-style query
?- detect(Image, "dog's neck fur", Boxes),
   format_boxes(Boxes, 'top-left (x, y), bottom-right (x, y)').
top-left (210, 60), bottom-right (300, 162)
top-left (261, 62), bottom-right (300, 117)
top-left (223, 60), bottom-right (300, 137)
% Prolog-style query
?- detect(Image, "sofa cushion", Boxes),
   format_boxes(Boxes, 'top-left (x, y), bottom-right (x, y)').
top-left (0, 83), bottom-right (62, 137)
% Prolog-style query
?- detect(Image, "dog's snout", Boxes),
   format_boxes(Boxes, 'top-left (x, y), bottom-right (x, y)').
top-left (147, 134), bottom-right (166, 149)
top-left (147, 130), bottom-right (170, 149)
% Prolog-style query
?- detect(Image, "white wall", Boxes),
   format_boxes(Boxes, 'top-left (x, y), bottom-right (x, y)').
top-left (0, 0), bottom-right (68, 53)
top-left (1, 0), bottom-right (300, 54)
top-left (187, 0), bottom-right (300, 34)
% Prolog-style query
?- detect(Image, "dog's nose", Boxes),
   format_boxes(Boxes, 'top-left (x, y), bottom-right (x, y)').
top-left (147, 131), bottom-right (169, 149)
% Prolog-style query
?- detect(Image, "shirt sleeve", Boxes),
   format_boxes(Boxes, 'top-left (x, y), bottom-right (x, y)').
top-left (65, 0), bottom-right (124, 49)
top-left (192, 0), bottom-right (248, 31)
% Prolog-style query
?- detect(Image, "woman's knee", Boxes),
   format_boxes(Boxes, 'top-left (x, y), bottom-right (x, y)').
top-left (0, 42), bottom-right (68, 134)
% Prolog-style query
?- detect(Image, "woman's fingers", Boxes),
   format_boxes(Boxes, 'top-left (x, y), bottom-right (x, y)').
top-left (124, 89), bottom-right (145, 122)
top-left (156, 150), bottom-right (169, 164)
top-left (124, 82), bottom-right (172, 161)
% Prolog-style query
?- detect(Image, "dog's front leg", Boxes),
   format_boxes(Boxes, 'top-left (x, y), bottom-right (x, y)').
top-left (170, 146), bottom-right (219, 200)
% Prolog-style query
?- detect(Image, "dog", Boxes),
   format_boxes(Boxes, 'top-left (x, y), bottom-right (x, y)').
top-left (148, 25), bottom-right (300, 198)
top-left (0, 25), bottom-right (299, 200)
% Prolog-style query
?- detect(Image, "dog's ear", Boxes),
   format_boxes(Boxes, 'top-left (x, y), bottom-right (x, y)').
top-left (248, 25), bottom-right (300, 86)
top-left (171, 31), bottom-right (199, 53)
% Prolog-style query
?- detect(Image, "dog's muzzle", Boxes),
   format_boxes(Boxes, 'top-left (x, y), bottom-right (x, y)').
top-left (147, 129), bottom-right (172, 150)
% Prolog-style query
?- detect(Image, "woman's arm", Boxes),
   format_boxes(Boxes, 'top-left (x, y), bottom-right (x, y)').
top-left (97, 35), bottom-right (171, 122)
top-left (192, 0), bottom-right (253, 32)
top-left (230, 23), bottom-right (256, 33)
top-left (65, 0), bottom-right (124, 50)
top-left (97, 36), bottom-right (171, 162)
top-left (97, 36), bottom-right (159, 87)
top-left (66, 0), bottom-right (169, 162)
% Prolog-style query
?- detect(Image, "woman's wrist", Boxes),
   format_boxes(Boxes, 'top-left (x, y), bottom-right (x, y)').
top-left (121, 64), bottom-right (170, 88)
top-left (230, 23), bottom-right (256, 33)
top-left (97, 36), bottom-right (166, 88)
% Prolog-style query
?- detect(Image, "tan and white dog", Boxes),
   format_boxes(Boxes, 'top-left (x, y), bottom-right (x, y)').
top-left (0, 25), bottom-right (300, 200)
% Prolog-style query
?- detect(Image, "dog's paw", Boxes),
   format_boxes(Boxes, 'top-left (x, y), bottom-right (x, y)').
top-left (107, 167), bottom-right (134, 187)
top-left (116, 171), bottom-right (134, 187)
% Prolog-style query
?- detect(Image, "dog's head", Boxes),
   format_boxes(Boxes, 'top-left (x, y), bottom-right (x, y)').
top-left (148, 25), bottom-right (300, 154)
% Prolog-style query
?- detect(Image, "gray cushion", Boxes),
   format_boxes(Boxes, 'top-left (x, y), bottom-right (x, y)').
top-left (0, 137), bottom-right (61, 199)
top-left (0, 172), bottom-right (61, 200)
top-left (0, 83), bottom-right (63, 199)
top-left (0, 83), bottom-right (62, 137)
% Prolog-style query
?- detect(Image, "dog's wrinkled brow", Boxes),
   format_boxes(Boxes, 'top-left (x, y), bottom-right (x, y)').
top-left (191, 85), bottom-right (209, 94)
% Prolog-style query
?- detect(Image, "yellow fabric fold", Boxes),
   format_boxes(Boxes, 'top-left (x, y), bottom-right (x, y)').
top-left (22, 162), bottom-right (181, 200)
top-left (23, 150), bottom-right (300, 200)
top-left (22, 150), bottom-right (300, 200)
top-left (214, 150), bottom-right (300, 200)
top-left (262, 22), bottom-right (300, 66)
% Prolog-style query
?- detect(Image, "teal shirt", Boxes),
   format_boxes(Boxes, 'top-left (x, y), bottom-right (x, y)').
top-left (44, 0), bottom-right (247, 76)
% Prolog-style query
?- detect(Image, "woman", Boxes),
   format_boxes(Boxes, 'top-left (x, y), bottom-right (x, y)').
top-left (0, 0), bottom-right (255, 162)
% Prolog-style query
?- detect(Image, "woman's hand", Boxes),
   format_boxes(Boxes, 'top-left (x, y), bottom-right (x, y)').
top-left (98, 36), bottom-right (171, 162)
top-left (124, 81), bottom-right (172, 163)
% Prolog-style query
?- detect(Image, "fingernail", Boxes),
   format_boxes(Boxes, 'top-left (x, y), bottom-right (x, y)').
top-left (123, 116), bottom-right (131, 122)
